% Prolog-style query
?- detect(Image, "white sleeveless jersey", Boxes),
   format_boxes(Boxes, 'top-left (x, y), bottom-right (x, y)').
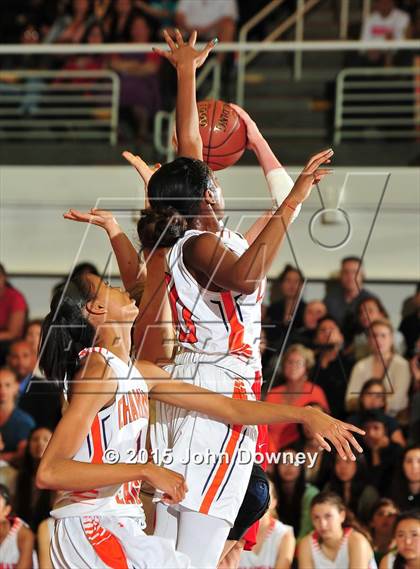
top-left (0, 517), bottom-right (38, 569)
top-left (239, 518), bottom-right (293, 569)
top-left (311, 528), bottom-right (377, 569)
top-left (0, 518), bottom-right (25, 569)
top-left (166, 228), bottom-right (265, 368)
top-left (51, 347), bottom-right (149, 522)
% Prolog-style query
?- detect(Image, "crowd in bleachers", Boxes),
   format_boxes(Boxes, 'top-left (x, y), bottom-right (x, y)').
top-left (0, 253), bottom-right (419, 567)
top-left (0, 0), bottom-right (418, 144)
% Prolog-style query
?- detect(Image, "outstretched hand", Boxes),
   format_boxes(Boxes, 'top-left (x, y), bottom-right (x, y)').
top-left (305, 406), bottom-right (364, 461)
top-left (63, 208), bottom-right (121, 237)
top-left (290, 148), bottom-right (333, 204)
top-left (122, 151), bottom-right (160, 209)
top-left (153, 29), bottom-right (217, 70)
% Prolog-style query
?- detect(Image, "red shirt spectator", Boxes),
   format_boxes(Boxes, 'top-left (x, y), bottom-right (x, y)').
top-left (266, 345), bottom-right (329, 452)
top-left (0, 264), bottom-right (27, 350)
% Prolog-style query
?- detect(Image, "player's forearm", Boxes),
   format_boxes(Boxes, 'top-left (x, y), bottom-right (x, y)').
top-left (134, 251), bottom-right (174, 363)
top-left (155, 381), bottom-right (307, 426)
top-left (36, 457), bottom-right (151, 491)
top-left (251, 135), bottom-right (281, 176)
top-left (176, 64), bottom-right (203, 159)
top-left (107, 225), bottom-right (143, 294)
top-left (231, 198), bottom-right (298, 291)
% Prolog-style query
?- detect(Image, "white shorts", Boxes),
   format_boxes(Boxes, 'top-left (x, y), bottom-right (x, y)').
top-left (151, 352), bottom-right (258, 526)
top-left (50, 516), bottom-right (192, 568)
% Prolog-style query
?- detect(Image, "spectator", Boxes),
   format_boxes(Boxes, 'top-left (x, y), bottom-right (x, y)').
top-left (7, 340), bottom-right (62, 430)
top-left (345, 319), bottom-right (411, 417)
top-left (175, 0), bottom-right (237, 61)
top-left (266, 344), bottom-right (329, 452)
top-left (135, 1), bottom-right (177, 35)
top-left (389, 445), bottom-right (420, 510)
top-left (14, 427), bottom-right (53, 532)
top-left (399, 290), bottom-right (420, 358)
top-left (24, 320), bottom-right (42, 359)
top-left (400, 282), bottom-right (420, 319)
top-left (298, 492), bottom-right (377, 569)
top-left (294, 403), bottom-right (333, 490)
top-left (361, 410), bottom-right (404, 495)
top-left (272, 447), bottom-right (319, 541)
top-left (110, 15), bottom-right (161, 142)
top-left (239, 481), bottom-right (295, 569)
top-left (352, 296), bottom-right (406, 359)
top-left (54, 0), bottom-right (95, 43)
top-left (0, 368), bottom-right (35, 467)
top-left (108, 0), bottom-right (136, 41)
top-left (0, 263), bottom-right (27, 366)
top-left (379, 510), bottom-right (420, 569)
top-left (347, 379), bottom-right (406, 447)
top-left (291, 300), bottom-right (327, 349)
top-left (324, 256), bottom-right (372, 334)
top-left (61, 21), bottom-right (107, 75)
top-left (324, 454), bottom-right (380, 523)
top-left (0, 483), bottom-right (35, 568)
top-left (369, 498), bottom-right (399, 566)
top-left (312, 316), bottom-right (354, 420)
top-left (361, 0), bottom-right (410, 65)
top-left (408, 339), bottom-right (420, 444)
top-left (265, 265), bottom-right (306, 347)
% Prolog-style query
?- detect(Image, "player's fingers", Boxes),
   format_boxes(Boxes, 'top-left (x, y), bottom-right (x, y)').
top-left (203, 37), bottom-right (218, 56)
top-left (341, 429), bottom-right (364, 454)
top-left (174, 28), bottom-right (184, 46)
top-left (329, 434), bottom-right (348, 461)
top-left (163, 29), bottom-right (177, 51)
top-left (306, 148), bottom-right (334, 170)
top-left (313, 433), bottom-right (331, 453)
top-left (307, 152), bottom-right (334, 172)
top-left (152, 47), bottom-right (172, 61)
top-left (189, 30), bottom-right (197, 46)
top-left (341, 422), bottom-right (366, 436)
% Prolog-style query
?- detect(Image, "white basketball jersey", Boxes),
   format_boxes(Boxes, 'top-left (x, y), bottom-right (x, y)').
top-left (311, 528), bottom-right (377, 569)
top-left (51, 347), bottom-right (149, 522)
top-left (166, 228), bottom-right (265, 367)
top-left (239, 518), bottom-right (293, 569)
top-left (0, 518), bottom-right (24, 569)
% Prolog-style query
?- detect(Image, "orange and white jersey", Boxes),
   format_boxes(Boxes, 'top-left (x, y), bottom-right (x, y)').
top-left (166, 228), bottom-right (265, 367)
top-left (51, 347), bottom-right (149, 522)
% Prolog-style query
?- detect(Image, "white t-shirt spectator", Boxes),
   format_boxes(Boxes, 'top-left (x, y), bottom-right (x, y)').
top-left (177, 0), bottom-right (238, 29)
top-left (361, 8), bottom-right (410, 41)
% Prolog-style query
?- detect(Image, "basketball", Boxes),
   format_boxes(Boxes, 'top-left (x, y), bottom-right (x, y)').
top-left (197, 99), bottom-right (247, 171)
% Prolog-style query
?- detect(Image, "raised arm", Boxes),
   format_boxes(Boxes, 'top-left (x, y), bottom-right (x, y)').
top-left (133, 247), bottom-right (175, 364)
top-left (229, 104), bottom-right (302, 245)
top-left (184, 149), bottom-right (333, 294)
top-left (64, 208), bottom-right (143, 299)
top-left (138, 360), bottom-right (364, 462)
top-left (153, 29), bottom-right (216, 159)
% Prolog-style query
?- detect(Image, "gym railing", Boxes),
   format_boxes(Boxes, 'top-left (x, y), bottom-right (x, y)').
top-left (334, 66), bottom-right (420, 144)
top-left (0, 69), bottom-right (120, 143)
top-left (0, 40), bottom-right (418, 155)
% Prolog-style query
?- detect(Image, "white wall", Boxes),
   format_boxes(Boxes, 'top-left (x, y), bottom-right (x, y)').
top-left (1, 165), bottom-right (419, 322)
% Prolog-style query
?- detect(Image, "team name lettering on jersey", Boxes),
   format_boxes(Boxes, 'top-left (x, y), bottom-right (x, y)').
top-left (118, 389), bottom-right (148, 429)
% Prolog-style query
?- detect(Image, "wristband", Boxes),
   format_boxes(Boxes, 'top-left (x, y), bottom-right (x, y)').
top-left (266, 168), bottom-right (301, 222)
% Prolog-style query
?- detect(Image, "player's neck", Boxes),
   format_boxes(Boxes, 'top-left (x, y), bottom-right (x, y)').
top-left (96, 326), bottom-right (132, 364)
top-left (188, 213), bottom-right (220, 234)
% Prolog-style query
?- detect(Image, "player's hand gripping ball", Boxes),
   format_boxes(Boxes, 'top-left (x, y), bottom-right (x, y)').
top-left (198, 99), bottom-right (247, 170)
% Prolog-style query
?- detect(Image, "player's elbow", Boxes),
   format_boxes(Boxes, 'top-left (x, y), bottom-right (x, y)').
top-left (36, 461), bottom-right (55, 490)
